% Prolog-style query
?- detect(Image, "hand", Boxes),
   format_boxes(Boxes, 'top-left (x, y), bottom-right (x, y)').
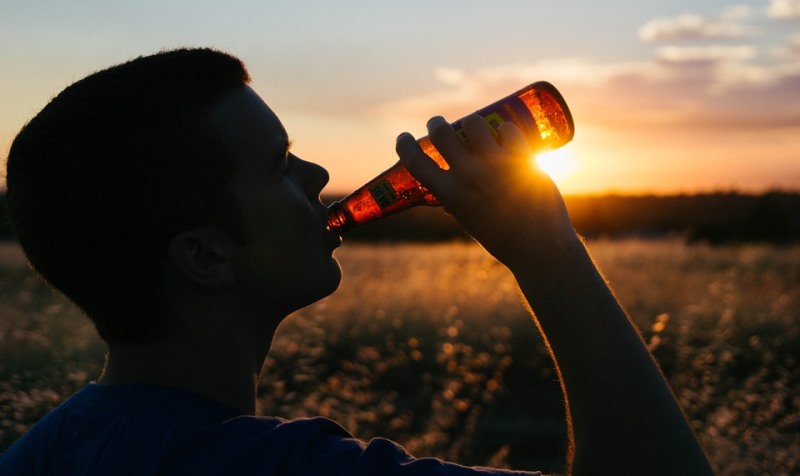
top-left (395, 113), bottom-right (580, 270)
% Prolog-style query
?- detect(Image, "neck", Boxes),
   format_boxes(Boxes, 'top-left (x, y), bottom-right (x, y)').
top-left (99, 329), bottom-right (273, 415)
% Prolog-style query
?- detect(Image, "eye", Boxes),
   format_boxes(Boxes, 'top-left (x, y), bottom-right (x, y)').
top-left (283, 140), bottom-right (294, 175)
top-left (271, 139), bottom-right (293, 178)
top-left (281, 156), bottom-right (291, 177)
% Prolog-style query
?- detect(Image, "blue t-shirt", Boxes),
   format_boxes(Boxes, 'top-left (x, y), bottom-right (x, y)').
top-left (0, 383), bottom-right (539, 475)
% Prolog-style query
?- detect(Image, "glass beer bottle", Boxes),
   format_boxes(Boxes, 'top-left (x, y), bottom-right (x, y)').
top-left (327, 81), bottom-right (575, 233)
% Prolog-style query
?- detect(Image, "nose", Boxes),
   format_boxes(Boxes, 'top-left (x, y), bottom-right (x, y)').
top-left (292, 155), bottom-right (330, 197)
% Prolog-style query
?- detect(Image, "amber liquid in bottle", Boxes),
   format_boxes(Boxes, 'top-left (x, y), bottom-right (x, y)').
top-left (327, 81), bottom-right (575, 233)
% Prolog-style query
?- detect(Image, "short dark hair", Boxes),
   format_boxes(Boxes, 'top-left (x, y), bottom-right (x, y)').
top-left (5, 48), bottom-right (251, 343)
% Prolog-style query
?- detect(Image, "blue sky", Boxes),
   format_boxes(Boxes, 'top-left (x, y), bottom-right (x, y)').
top-left (1, 0), bottom-right (798, 194)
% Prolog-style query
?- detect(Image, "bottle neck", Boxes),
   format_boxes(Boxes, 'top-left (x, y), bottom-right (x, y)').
top-left (327, 201), bottom-right (351, 233)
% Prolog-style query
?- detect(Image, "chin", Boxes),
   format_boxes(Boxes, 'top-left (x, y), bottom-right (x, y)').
top-left (320, 263), bottom-right (343, 298)
top-left (305, 261), bottom-right (343, 306)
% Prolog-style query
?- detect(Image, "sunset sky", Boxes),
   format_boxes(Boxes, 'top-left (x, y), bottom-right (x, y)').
top-left (1, 0), bottom-right (798, 195)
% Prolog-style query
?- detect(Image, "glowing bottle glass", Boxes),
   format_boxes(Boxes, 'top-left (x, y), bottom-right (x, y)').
top-left (327, 81), bottom-right (575, 233)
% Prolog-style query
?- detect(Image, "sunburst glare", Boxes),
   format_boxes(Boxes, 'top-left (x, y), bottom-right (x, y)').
top-left (533, 146), bottom-right (577, 182)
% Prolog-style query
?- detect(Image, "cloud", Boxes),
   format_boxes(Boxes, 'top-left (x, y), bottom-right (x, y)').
top-left (369, 5), bottom-right (800, 136)
top-left (788, 33), bottom-right (800, 58)
top-left (638, 7), bottom-right (759, 42)
top-left (721, 4), bottom-right (753, 21)
top-left (371, 53), bottom-right (800, 133)
top-left (656, 45), bottom-right (757, 63)
top-left (369, 59), bottom-right (666, 122)
top-left (767, 0), bottom-right (800, 20)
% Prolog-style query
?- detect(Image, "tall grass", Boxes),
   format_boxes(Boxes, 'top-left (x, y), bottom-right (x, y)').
top-left (1, 240), bottom-right (798, 474)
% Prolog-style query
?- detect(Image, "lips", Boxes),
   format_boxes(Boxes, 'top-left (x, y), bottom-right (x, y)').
top-left (319, 206), bottom-right (342, 248)
top-left (329, 232), bottom-right (342, 249)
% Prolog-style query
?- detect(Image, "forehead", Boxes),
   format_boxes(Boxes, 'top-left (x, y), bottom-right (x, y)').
top-left (205, 85), bottom-right (287, 163)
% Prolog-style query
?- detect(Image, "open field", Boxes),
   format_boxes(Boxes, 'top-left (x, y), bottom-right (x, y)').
top-left (1, 240), bottom-right (799, 474)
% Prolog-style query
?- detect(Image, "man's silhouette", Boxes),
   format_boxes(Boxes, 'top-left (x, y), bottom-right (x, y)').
top-left (1, 48), bottom-right (712, 475)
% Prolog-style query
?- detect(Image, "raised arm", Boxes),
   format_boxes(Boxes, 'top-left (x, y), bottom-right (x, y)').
top-left (395, 114), bottom-right (712, 475)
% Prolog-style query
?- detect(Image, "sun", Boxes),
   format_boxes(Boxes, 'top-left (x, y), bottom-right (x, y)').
top-left (532, 146), bottom-right (577, 182)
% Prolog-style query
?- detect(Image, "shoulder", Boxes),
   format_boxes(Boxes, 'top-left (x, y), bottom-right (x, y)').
top-left (157, 415), bottom-right (358, 474)
top-left (2, 386), bottom-right (541, 476)
top-left (215, 414), bottom-right (353, 448)
top-left (217, 416), bottom-right (540, 476)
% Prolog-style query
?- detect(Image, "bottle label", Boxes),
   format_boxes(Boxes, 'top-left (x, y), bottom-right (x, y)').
top-left (369, 180), bottom-right (398, 209)
top-left (483, 111), bottom-right (506, 133)
top-left (455, 112), bottom-right (504, 143)
top-left (453, 95), bottom-right (537, 144)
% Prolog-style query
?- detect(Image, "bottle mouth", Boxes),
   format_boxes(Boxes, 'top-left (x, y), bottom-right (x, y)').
top-left (326, 201), bottom-right (349, 233)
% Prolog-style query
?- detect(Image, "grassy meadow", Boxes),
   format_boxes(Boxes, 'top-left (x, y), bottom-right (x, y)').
top-left (1, 240), bottom-right (799, 474)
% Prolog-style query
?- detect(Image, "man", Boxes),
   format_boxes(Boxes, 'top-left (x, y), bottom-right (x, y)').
top-left (1, 48), bottom-right (712, 475)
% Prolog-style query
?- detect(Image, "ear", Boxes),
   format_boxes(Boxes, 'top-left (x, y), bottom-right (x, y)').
top-left (168, 226), bottom-right (236, 289)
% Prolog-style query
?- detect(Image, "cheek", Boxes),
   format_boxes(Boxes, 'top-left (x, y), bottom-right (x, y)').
top-left (247, 192), bottom-right (311, 245)
top-left (268, 214), bottom-right (315, 254)
top-left (247, 214), bottom-right (315, 269)
top-left (241, 190), bottom-right (321, 269)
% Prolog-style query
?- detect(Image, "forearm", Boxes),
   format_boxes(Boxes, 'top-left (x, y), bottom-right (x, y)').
top-left (510, 236), bottom-right (712, 475)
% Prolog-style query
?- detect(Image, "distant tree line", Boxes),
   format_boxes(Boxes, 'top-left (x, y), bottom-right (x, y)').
top-left (566, 191), bottom-right (800, 244)
top-left (1, 191), bottom-right (799, 244)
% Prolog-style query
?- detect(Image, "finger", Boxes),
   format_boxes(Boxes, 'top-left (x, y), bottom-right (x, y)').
top-left (496, 121), bottom-right (531, 156)
top-left (460, 114), bottom-right (500, 158)
top-left (426, 116), bottom-right (470, 168)
top-left (396, 132), bottom-right (447, 188)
